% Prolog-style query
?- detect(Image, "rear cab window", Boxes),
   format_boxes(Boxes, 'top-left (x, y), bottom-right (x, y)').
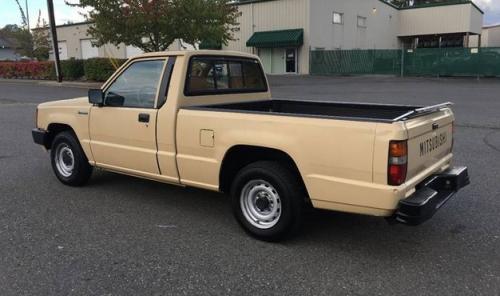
top-left (185, 56), bottom-right (268, 96)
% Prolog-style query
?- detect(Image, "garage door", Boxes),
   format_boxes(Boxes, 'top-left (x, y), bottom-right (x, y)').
top-left (80, 39), bottom-right (99, 59)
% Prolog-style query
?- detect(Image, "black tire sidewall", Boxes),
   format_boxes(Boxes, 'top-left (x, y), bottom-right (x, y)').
top-left (231, 162), bottom-right (302, 241)
top-left (50, 131), bottom-right (91, 186)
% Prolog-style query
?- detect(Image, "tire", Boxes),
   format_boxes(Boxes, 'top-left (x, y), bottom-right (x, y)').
top-left (50, 131), bottom-right (93, 186)
top-left (230, 161), bottom-right (304, 241)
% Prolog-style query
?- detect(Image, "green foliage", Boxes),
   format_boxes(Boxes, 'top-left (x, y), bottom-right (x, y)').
top-left (1, 8), bottom-right (51, 60)
top-left (0, 59), bottom-right (127, 81)
top-left (0, 24), bottom-right (33, 58)
top-left (32, 11), bottom-right (50, 61)
top-left (11, 0), bottom-right (34, 57)
top-left (83, 58), bottom-right (127, 81)
top-left (60, 58), bottom-right (85, 80)
top-left (67, 0), bottom-right (239, 51)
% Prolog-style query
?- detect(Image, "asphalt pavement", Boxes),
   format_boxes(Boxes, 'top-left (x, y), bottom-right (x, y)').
top-left (0, 76), bottom-right (499, 295)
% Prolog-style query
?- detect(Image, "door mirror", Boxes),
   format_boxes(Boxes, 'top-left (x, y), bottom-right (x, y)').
top-left (88, 89), bottom-right (104, 105)
top-left (105, 92), bottom-right (125, 107)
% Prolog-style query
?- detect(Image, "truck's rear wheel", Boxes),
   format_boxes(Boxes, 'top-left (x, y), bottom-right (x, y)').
top-left (231, 161), bottom-right (304, 241)
top-left (50, 131), bottom-right (92, 186)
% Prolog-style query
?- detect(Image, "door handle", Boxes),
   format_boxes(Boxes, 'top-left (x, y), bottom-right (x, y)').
top-left (138, 113), bottom-right (150, 123)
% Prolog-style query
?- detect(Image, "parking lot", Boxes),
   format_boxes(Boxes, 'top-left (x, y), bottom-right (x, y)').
top-left (1, 76), bottom-right (499, 295)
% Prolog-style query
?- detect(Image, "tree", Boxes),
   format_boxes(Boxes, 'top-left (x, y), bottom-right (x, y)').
top-left (6, 0), bottom-right (34, 58)
top-left (67, 0), bottom-right (240, 52)
top-left (0, 24), bottom-right (32, 58)
top-left (32, 11), bottom-right (50, 61)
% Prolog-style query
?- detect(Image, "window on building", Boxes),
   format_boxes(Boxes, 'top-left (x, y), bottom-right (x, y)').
top-left (357, 16), bottom-right (367, 28)
top-left (333, 12), bottom-right (343, 24)
top-left (186, 57), bottom-right (268, 96)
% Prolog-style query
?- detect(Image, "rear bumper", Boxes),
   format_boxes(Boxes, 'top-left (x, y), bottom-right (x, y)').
top-left (393, 166), bottom-right (469, 225)
top-left (32, 128), bottom-right (50, 149)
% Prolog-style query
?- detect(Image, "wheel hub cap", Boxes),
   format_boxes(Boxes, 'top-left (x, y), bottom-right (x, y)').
top-left (54, 143), bottom-right (75, 178)
top-left (240, 180), bottom-right (282, 229)
top-left (255, 194), bottom-right (271, 211)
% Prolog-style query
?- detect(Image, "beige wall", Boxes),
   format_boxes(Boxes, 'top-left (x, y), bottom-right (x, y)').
top-left (309, 0), bottom-right (400, 50)
top-left (49, 23), bottom-right (184, 60)
top-left (224, 0), bottom-right (310, 74)
top-left (399, 3), bottom-right (483, 37)
top-left (482, 26), bottom-right (500, 47)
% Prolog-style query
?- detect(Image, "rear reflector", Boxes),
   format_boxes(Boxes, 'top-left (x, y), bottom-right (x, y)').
top-left (388, 140), bottom-right (408, 186)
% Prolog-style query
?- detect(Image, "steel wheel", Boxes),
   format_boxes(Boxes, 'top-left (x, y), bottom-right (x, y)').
top-left (54, 143), bottom-right (75, 178)
top-left (240, 179), bottom-right (282, 229)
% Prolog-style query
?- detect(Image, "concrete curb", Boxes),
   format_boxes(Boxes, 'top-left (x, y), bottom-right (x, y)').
top-left (0, 79), bottom-right (102, 89)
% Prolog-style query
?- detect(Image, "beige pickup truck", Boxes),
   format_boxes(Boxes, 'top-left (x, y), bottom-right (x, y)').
top-left (32, 50), bottom-right (469, 241)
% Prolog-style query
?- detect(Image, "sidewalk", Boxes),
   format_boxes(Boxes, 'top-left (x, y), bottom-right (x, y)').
top-left (0, 78), bottom-right (102, 89)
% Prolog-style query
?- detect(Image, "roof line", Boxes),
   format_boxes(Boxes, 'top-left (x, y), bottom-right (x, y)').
top-left (233, 0), bottom-right (482, 14)
top-left (399, 1), bottom-right (484, 15)
top-left (483, 24), bottom-right (500, 29)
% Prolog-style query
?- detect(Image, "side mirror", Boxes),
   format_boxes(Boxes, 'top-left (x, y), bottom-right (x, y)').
top-left (88, 89), bottom-right (104, 105)
top-left (105, 93), bottom-right (125, 107)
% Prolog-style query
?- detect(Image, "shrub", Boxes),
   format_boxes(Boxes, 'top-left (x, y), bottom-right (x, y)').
top-left (84, 58), bottom-right (127, 82)
top-left (60, 58), bottom-right (84, 80)
top-left (0, 61), bottom-right (54, 79)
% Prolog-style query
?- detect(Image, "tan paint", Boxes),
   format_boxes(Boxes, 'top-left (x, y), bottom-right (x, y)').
top-left (399, 3), bottom-right (483, 37)
top-left (36, 50), bottom-right (455, 217)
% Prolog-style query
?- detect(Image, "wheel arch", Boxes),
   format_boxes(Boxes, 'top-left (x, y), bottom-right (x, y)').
top-left (45, 123), bottom-right (76, 149)
top-left (219, 145), bottom-right (309, 199)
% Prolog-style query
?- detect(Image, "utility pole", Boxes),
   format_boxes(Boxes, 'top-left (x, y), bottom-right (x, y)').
top-left (46, 0), bottom-right (62, 82)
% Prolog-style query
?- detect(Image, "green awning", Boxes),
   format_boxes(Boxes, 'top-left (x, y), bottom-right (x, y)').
top-left (246, 29), bottom-right (303, 48)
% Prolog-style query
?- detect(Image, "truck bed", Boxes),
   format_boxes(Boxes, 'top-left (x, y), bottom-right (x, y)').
top-left (186, 99), bottom-right (450, 123)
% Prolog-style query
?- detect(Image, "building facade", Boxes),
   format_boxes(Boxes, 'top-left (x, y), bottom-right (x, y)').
top-left (48, 22), bottom-right (191, 61)
top-left (224, 0), bottom-right (484, 74)
top-left (46, 0), bottom-right (484, 75)
top-left (480, 24), bottom-right (500, 47)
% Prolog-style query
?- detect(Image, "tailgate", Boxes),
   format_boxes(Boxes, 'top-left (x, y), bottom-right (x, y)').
top-left (405, 109), bottom-right (454, 180)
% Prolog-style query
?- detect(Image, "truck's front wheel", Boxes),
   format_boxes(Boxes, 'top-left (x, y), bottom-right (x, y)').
top-left (231, 161), bottom-right (303, 241)
top-left (50, 131), bottom-right (93, 186)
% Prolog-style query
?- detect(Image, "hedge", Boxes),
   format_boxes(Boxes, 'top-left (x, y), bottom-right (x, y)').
top-left (83, 58), bottom-right (127, 81)
top-left (0, 58), bottom-right (127, 81)
top-left (60, 59), bottom-right (85, 80)
top-left (0, 61), bottom-right (54, 79)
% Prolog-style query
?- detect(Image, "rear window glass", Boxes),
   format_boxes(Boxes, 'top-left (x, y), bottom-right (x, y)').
top-left (186, 57), bottom-right (267, 95)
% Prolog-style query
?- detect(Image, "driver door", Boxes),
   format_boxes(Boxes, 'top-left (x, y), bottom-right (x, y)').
top-left (89, 58), bottom-right (166, 175)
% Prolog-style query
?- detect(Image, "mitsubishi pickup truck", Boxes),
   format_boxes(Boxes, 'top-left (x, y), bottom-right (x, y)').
top-left (32, 50), bottom-right (469, 241)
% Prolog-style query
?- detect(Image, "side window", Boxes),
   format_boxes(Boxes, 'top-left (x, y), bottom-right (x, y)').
top-left (242, 61), bottom-right (267, 89)
top-left (186, 57), bottom-right (268, 95)
top-left (105, 59), bottom-right (165, 108)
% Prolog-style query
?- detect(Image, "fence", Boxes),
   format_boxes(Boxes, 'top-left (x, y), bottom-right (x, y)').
top-left (310, 48), bottom-right (500, 77)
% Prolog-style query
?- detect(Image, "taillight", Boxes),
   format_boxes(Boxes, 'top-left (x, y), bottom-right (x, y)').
top-left (388, 140), bottom-right (407, 186)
